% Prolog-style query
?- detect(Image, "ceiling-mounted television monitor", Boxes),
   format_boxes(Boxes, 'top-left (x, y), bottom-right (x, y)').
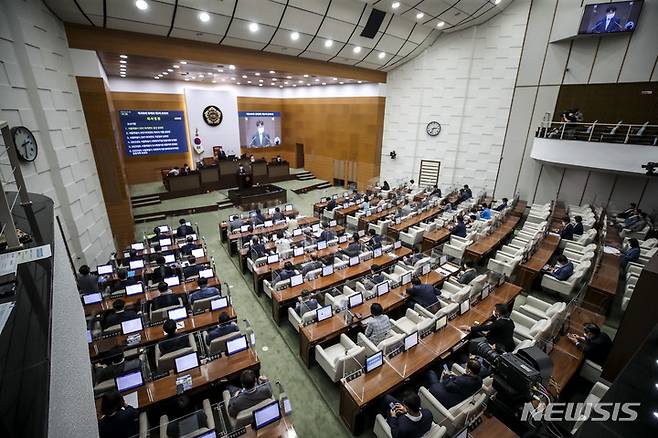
top-left (578, 1), bottom-right (643, 35)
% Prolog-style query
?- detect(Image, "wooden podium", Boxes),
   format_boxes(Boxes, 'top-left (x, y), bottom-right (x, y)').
top-left (238, 171), bottom-right (253, 189)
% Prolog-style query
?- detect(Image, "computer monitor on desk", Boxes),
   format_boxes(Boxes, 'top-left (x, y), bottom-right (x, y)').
top-left (121, 318), bottom-right (143, 335)
top-left (322, 265), bottom-right (334, 277)
top-left (226, 335), bottom-right (249, 356)
top-left (317, 240), bottom-right (327, 250)
top-left (97, 264), bottom-right (113, 275)
top-left (377, 281), bottom-right (389, 296)
top-left (131, 242), bottom-right (145, 251)
top-left (253, 401), bottom-right (282, 430)
top-left (126, 283), bottom-right (144, 296)
top-left (191, 248), bottom-right (205, 258)
top-left (164, 276), bottom-right (180, 287)
top-left (82, 292), bottom-right (102, 305)
top-left (211, 297), bottom-right (229, 311)
top-left (348, 292), bottom-right (363, 309)
top-left (115, 370), bottom-right (144, 392)
top-left (159, 238), bottom-right (172, 247)
top-left (175, 352), bottom-right (199, 374)
top-left (316, 305), bottom-right (332, 322)
top-left (365, 351), bottom-right (383, 373)
top-left (129, 259), bottom-right (144, 270)
top-left (199, 268), bottom-right (214, 279)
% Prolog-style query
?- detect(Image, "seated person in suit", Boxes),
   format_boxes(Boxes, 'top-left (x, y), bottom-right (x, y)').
top-left (429, 185), bottom-right (441, 198)
top-left (616, 203), bottom-right (637, 220)
top-left (319, 228), bottom-right (336, 242)
top-left (573, 215), bottom-right (584, 236)
top-left (559, 216), bottom-right (575, 240)
top-left (381, 390), bottom-right (433, 438)
top-left (366, 229), bottom-right (382, 249)
top-left (479, 203), bottom-right (492, 220)
top-left (273, 261), bottom-right (297, 284)
top-left (229, 215), bottom-right (244, 231)
top-left (295, 289), bottom-right (319, 315)
top-left (301, 253), bottom-right (324, 276)
top-left (227, 370), bottom-right (273, 418)
top-left (626, 212), bottom-right (648, 232)
top-left (494, 197), bottom-right (508, 212)
top-left (274, 231), bottom-right (291, 253)
top-left (182, 256), bottom-right (202, 278)
top-left (205, 312), bottom-right (240, 345)
top-left (165, 395), bottom-right (211, 438)
top-left (621, 238), bottom-right (641, 268)
top-left (180, 235), bottom-right (198, 256)
top-left (103, 300), bottom-right (139, 330)
top-left (364, 303), bottom-right (391, 346)
top-left (120, 249), bottom-right (140, 268)
top-left (216, 145), bottom-right (227, 159)
top-left (94, 347), bottom-right (141, 384)
top-left (403, 249), bottom-right (424, 267)
top-left (249, 236), bottom-right (267, 260)
top-left (98, 390), bottom-right (139, 438)
top-left (463, 303), bottom-right (515, 353)
top-left (253, 209), bottom-right (266, 226)
top-left (341, 235), bottom-right (362, 258)
top-left (363, 264), bottom-right (386, 290)
top-left (150, 256), bottom-right (175, 284)
top-left (462, 184), bottom-right (472, 199)
top-left (272, 207), bottom-right (285, 222)
top-left (149, 226), bottom-right (165, 243)
top-left (111, 268), bottom-right (137, 293)
top-left (568, 323), bottom-right (613, 367)
top-left (189, 277), bottom-right (220, 304)
top-left (150, 282), bottom-right (181, 313)
top-left (382, 180), bottom-right (390, 191)
top-left (426, 359), bottom-right (483, 409)
top-left (176, 218), bottom-right (194, 237)
top-left (405, 277), bottom-right (439, 309)
top-left (77, 264), bottom-right (99, 293)
top-left (326, 197), bottom-right (337, 211)
top-left (457, 260), bottom-right (477, 285)
top-left (352, 189), bottom-right (362, 202)
top-left (158, 319), bottom-right (191, 355)
top-left (546, 255), bottom-right (574, 281)
top-left (450, 215), bottom-right (467, 238)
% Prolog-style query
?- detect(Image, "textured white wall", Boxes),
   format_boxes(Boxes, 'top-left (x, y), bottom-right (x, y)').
top-left (380, 0), bottom-right (531, 194)
top-left (0, 0), bottom-right (113, 267)
top-left (495, 0), bottom-right (658, 213)
top-left (184, 88), bottom-right (241, 157)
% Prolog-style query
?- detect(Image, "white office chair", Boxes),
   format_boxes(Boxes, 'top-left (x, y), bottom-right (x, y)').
top-left (570, 382), bottom-right (609, 433)
top-left (487, 252), bottom-right (522, 278)
top-left (357, 332), bottom-right (405, 356)
top-left (439, 281), bottom-right (471, 303)
top-left (315, 334), bottom-right (365, 382)
top-left (442, 236), bottom-right (473, 260)
top-left (391, 309), bottom-right (434, 335)
top-left (288, 306), bottom-right (317, 332)
top-left (540, 261), bottom-right (590, 297)
top-left (510, 310), bottom-right (550, 344)
top-left (373, 414), bottom-right (446, 438)
top-left (159, 398), bottom-right (214, 438)
top-left (418, 387), bottom-right (487, 437)
top-left (400, 226), bottom-right (425, 248)
top-left (518, 295), bottom-right (567, 322)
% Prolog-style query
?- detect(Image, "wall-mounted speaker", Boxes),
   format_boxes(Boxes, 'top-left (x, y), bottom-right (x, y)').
top-left (360, 9), bottom-right (386, 39)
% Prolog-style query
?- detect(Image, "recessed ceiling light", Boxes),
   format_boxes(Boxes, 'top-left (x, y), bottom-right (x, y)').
top-left (303, 74), bottom-right (309, 78)
top-left (495, 0), bottom-right (502, 4)
top-left (258, 79), bottom-right (263, 82)
top-left (198, 74), bottom-right (204, 78)
top-left (173, 64), bottom-right (180, 68)
top-left (271, 83), bottom-right (275, 86)
top-left (211, 80), bottom-right (216, 83)
top-left (286, 76), bottom-right (292, 79)
top-left (324, 39), bottom-right (333, 48)
top-left (217, 68), bottom-right (224, 73)
top-left (119, 54), bottom-right (128, 59)
top-left (322, 82), bottom-right (326, 85)
top-left (249, 22), bottom-right (259, 32)
top-left (167, 69), bottom-right (173, 72)
top-left (229, 64), bottom-right (236, 70)
top-left (199, 11), bottom-right (210, 22)
top-left (269, 70), bottom-right (276, 74)
top-left (237, 82), bottom-right (241, 85)
top-left (255, 72), bottom-right (260, 76)
top-left (180, 61), bottom-right (187, 64)
top-left (157, 74), bottom-right (162, 77)
top-left (306, 83), bottom-right (311, 86)
top-left (242, 75), bottom-right (247, 78)
top-left (353, 46), bottom-right (362, 54)
top-left (154, 76), bottom-right (159, 79)
top-left (292, 84), bottom-right (297, 87)
top-left (290, 31), bottom-right (299, 41)
top-left (258, 83), bottom-right (263, 87)
top-left (135, 0), bottom-right (148, 11)
top-left (184, 78), bottom-right (190, 81)
top-left (314, 78), bottom-right (319, 82)
top-left (279, 85), bottom-right (283, 88)
top-left (162, 72), bottom-right (168, 75)
top-left (332, 77), bottom-right (338, 80)
top-left (120, 74), bottom-right (126, 77)
top-left (284, 81), bottom-right (288, 85)
top-left (339, 81), bottom-right (344, 84)
top-left (119, 60), bottom-right (127, 64)
top-left (247, 80), bottom-right (252, 84)
top-left (358, 80), bottom-right (363, 84)
top-left (231, 77), bottom-right (236, 80)
top-left (437, 21), bottom-right (445, 28)
top-left (392, 2), bottom-right (400, 9)
top-left (416, 12), bottom-right (424, 19)
top-left (272, 78), bottom-right (277, 81)
top-left (378, 52), bottom-right (386, 59)
top-left (298, 80), bottom-right (303, 83)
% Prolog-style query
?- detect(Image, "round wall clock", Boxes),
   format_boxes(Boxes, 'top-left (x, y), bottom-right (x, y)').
top-left (11, 126), bottom-right (38, 162)
top-left (202, 105), bottom-right (223, 126)
top-left (426, 121), bottom-right (442, 137)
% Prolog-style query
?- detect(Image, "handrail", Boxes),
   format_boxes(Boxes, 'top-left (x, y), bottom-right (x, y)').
top-left (536, 120), bottom-right (658, 146)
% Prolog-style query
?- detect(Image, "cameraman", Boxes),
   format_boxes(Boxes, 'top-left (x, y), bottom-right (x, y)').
top-left (461, 303), bottom-right (515, 353)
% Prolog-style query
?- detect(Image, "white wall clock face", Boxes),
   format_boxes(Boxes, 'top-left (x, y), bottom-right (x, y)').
top-left (426, 121), bottom-right (442, 137)
top-left (11, 126), bottom-right (38, 162)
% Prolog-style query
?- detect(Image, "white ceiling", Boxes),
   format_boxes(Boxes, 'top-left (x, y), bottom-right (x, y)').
top-left (45, 0), bottom-right (511, 71)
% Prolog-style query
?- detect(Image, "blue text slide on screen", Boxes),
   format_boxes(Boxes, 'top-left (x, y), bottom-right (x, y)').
top-left (119, 110), bottom-right (188, 156)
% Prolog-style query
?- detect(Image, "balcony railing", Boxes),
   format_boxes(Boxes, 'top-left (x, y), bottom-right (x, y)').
top-left (535, 121), bottom-right (658, 146)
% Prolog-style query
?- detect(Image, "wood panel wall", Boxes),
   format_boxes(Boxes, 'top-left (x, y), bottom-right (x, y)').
top-left (112, 93), bottom-right (385, 190)
top-left (111, 92), bottom-right (193, 185)
top-left (76, 77), bottom-right (135, 249)
top-left (553, 82), bottom-right (658, 124)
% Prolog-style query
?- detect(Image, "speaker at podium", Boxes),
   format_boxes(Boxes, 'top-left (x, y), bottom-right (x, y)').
top-left (238, 166), bottom-right (253, 189)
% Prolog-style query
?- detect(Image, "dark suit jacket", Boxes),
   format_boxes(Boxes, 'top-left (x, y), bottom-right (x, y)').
top-left (151, 265), bottom-right (175, 283)
top-left (104, 310), bottom-right (139, 329)
top-left (228, 383), bottom-right (273, 418)
top-left (369, 235), bottom-right (382, 249)
top-left (580, 332), bottom-right (613, 366)
top-left (458, 269), bottom-right (477, 285)
top-left (98, 406), bottom-right (139, 438)
top-left (471, 316), bottom-right (515, 352)
top-left (95, 358), bottom-right (141, 384)
top-left (205, 322), bottom-right (240, 344)
top-left (176, 224), bottom-right (194, 237)
top-left (182, 264), bottom-right (201, 278)
top-left (251, 243), bottom-right (267, 259)
top-left (180, 242), bottom-right (198, 256)
top-left (494, 202), bottom-right (507, 212)
top-left (591, 16), bottom-right (622, 33)
top-left (561, 223), bottom-right (575, 240)
top-left (326, 199), bottom-right (337, 211)
top-left (343, 242), bottom-right (361, 258)
top-left (158, 333), bottom-right (190, 355)
top-left (77, 274), bottom-right (99, 293)
top-left (573, 222), bottom-right (584, 235)
top-left (551, 262), bottom-right (574, 281)
top-left (387, 408), bottom-right (433, 438)
top-left (272, 212), bottom-right (285, 221)
top-left (112, 278), bottom-right (138, 292)
top-left (253, 214), bottom-right (266, 225)
top-left (319, 230), bottom-right (335, 242)
top-left (451, 222), bottom-right (467, 238)
top-left (406, 284), bottom-right (439, 308)
top-left (429, 374), bottom-right (483, 409)
top-left (150, 293), bottom-right (180, 312)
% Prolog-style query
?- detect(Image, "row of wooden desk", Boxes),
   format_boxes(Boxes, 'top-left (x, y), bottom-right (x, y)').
top-left (338, 282), bottom-right (523, 433)
top-left (218, 208), bottom-right (300, 242)
top-left (515, 233), bottom-right (561, 291)
top-left (583, 224), bottom-right (621, 314)
top-left (464, 215), bottom-right (521, 262)
top-left (270, 247), bottom-right (412, 324)
top-left (387, 204), bottom-right (450, 239)
top-left (223, 216), bottom-right (320, 255)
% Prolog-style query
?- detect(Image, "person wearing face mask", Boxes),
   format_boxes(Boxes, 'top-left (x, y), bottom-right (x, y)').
top-left (590, 6), bottom-right (623, 33)
top-left (547, 255), bottom-right (574, 281)
top-left (248, 120), bottom-right (272, 147)
top-left (462, 303), bottom-right (515, 353)
top-left (568, 323), bottom-right (612, 366)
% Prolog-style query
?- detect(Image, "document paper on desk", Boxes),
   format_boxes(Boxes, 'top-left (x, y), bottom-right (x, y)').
top-left (124, 391), bottom-right (138, 408)
top-left (15, 244), bottom-right (52, 264)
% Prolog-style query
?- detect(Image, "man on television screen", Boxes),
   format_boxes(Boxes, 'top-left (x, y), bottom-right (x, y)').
top-left (248, 120), bottom-right (272, 148)
top-left (590, 6), bottom-right (623, 33)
